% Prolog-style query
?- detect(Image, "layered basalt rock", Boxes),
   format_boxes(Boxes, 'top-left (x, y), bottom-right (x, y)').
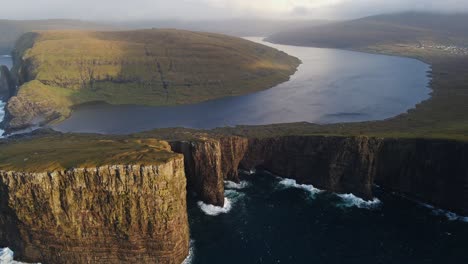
top-left (239, 136), bottom-right (381, 200)
top-left (374, 138), bottom-right (468, 215)
top-left (170, 139), bottom-right (225, 207)
top-left (169, 134), bottom-right (468, 215)
top-left (0, 159), bottom-right (189, 264)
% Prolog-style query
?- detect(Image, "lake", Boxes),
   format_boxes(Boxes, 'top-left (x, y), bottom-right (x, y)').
top-left (53, 37), bottom-right (431, 134)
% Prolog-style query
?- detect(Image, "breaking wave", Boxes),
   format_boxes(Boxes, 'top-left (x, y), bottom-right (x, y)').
top-left (197, 198), bottom-right (232, 216)
top-left (224, 180), bottom-right (250, 190)
top-left (419, 203), bottom-right (468, 223)
top-left (0, 101), bottom-right (5, 138)
top-left (181, 240), bottom-right (195, 264)
top-left (0, 248), bottom-right (39, 264)
top-left (277, 178), bottom-right (323, 197)
top-left (239, 169), bottom-right (256, 175)
top-left (336, 193), bottom-right (381, 209)
top-left (197, 187), bottom-right (247, 216)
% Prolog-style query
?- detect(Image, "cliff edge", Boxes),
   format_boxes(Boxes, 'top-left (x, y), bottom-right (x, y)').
top-left (0, 136), bottom-right (190, 264)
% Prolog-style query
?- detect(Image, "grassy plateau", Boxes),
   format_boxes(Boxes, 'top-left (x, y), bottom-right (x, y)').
top-left (5, 29), bottom-right (299, 129)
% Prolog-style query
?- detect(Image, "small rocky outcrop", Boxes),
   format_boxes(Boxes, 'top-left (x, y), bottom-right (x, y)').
top-left (0, 65), bottom-right (14, 99)
top-left (0, 158), bottom-right (189, 264)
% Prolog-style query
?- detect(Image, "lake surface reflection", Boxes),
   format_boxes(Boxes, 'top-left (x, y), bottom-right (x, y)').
top-left (54, 37), bottom-right (431, 134)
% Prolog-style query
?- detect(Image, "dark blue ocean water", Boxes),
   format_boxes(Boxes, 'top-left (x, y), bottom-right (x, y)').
top-left (185, 171), bottom-right (468, 264)
top-left (54, 38), bottom-right (431, 134)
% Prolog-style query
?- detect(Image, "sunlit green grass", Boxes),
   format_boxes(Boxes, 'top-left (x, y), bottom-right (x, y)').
top-left (12, 29), bottom-right (300, 122)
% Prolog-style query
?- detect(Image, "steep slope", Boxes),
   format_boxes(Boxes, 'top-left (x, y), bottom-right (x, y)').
top-left (0, 134), bottom-right (189, 263)
top-left (3, 29), bottom-right (300, 131)
top-left (268, 12), bottom-right (468, 48)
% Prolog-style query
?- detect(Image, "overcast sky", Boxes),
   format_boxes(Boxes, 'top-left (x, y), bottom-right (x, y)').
top-left (2, 0), bottom-right (468, 21)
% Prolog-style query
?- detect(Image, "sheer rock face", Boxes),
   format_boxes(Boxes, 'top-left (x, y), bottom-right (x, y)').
top-left (0, 65), bottom-right (14, 99)
top-left (219, 136), bottom-right (249, 182)
top-left (170, 140), bottom-right (225, 207)
top-left (0, 158), bottom-right (189, 264)
top-left (171, 135), bottom-right (468, 215)
top-left (374, 138), bottom-right (468, 215)
top-left (239, 136), bottom-right (381, 200)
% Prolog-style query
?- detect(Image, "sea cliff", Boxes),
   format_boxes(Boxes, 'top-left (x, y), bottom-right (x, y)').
top-left (0, 65), bottom-right (14, 99)
top-left (0, 160), bottom-right (189, 264)
top-left (0, 132), bottom-right (467, 263)
top-left (166, 134), bottom-right (468, 215)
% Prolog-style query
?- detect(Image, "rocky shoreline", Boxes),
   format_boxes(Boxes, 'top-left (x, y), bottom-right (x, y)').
top-left (0, 132), bottom-right (467, 263)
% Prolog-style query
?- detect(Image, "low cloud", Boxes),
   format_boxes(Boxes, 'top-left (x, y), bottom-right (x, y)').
top-left (2, 0), bottom-right (468, 20)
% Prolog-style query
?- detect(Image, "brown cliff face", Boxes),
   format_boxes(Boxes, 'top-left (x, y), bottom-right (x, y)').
top-left (170, 134), bottom-right (468, 215)
top-left (170, 139), bottom-right (225, 207)
top-left (239, 136), bottom-right (381, 200)
top-left (219, 136), bottom-right (249, 182)
top-left (0, 159), bottom-right (189, 264)
top-left (375, 138), bottom-right (468, 215)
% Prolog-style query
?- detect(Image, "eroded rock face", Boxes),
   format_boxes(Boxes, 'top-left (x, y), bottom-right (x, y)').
top-left (0, 158), bottom-right (189, 264)
top-left (240, 136), bottom-right (381, 200)
top-left (4, 95), bottom-right (58, 131)
top-left (171, 135), bottom-right (468, 215)
top-left (219, 136), bottom-right (249, 182)
top-left (374, 138), bottom-right (468, 215)
top-left (0, 65), bottom-right (14, 99)
top-left (170, 139), bottom-right (225, 207)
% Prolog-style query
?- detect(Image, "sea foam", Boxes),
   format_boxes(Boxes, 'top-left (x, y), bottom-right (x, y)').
top-left (419, 203), bottom-right (468, 223)
top-left (224, 180), bottom-right (250, 190)
top-left (181, 240), bottom-right (195, 264)
top-left (277, 178), bottom-right (323, 197)
top-left (197, 187), bottom-right (247, 216)
top-left (197, 198), bottom-right (232, 216)
top-left (0, 248), bottom-right (39, 264)
top-left (337, 193), bottom-right (381, 209)
top-left (0, 101), bottom-right (5, 138)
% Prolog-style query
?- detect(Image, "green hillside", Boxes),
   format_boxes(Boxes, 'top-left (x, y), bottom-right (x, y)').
top-left (268, 12), bottom-right (468, 48)
top-left (257, 13), bottom-right (468, 141)
top-left (4, 29), bottom-right (300, 131)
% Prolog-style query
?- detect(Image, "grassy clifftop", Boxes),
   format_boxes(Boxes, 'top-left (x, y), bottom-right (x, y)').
top-left (5, 29), bottom-right (300, 130)
top-left (0, 133), bottom-right (178, 172)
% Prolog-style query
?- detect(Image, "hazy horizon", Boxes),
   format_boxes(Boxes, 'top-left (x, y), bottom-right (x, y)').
top-left (2, 0), bottom-right (468, 21)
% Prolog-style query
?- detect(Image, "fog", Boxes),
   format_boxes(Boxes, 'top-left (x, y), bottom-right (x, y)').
top-left (1, 0), bottom-right (468, 21)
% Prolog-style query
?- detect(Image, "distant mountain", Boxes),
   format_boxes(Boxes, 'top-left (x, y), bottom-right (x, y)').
top-left (267, 12), bottom-right (468, 48)
top-left (0, 19), bottom-right (111, 54)
top-left (0, 18), bottom-right (328, 55)
top-left (110, 19), bottom-right (328, 38)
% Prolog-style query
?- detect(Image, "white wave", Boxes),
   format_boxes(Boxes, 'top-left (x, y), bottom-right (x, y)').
top-left (224, 180), bottom-right (250, 190)
top-left (420, 203), bottom-right (468, 223)
top-left (197, 188), bottom-right (247, 216)
top-left (197, 198), bottom-right (232, 216)
top-left (181, 240), bottom-right (195, 264)
top-left (0, 101), bottom-right (5, 138)
top-left (337, 193), bottom-right (381, 209)
top-left (239, 169), bottom-right (256, 175)
top-left (0, 55), bottom-right (12, 58)
top-left (0, 248), bottom-right (40, 264)
top-left (277, 178), bottom-right (323, 196)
